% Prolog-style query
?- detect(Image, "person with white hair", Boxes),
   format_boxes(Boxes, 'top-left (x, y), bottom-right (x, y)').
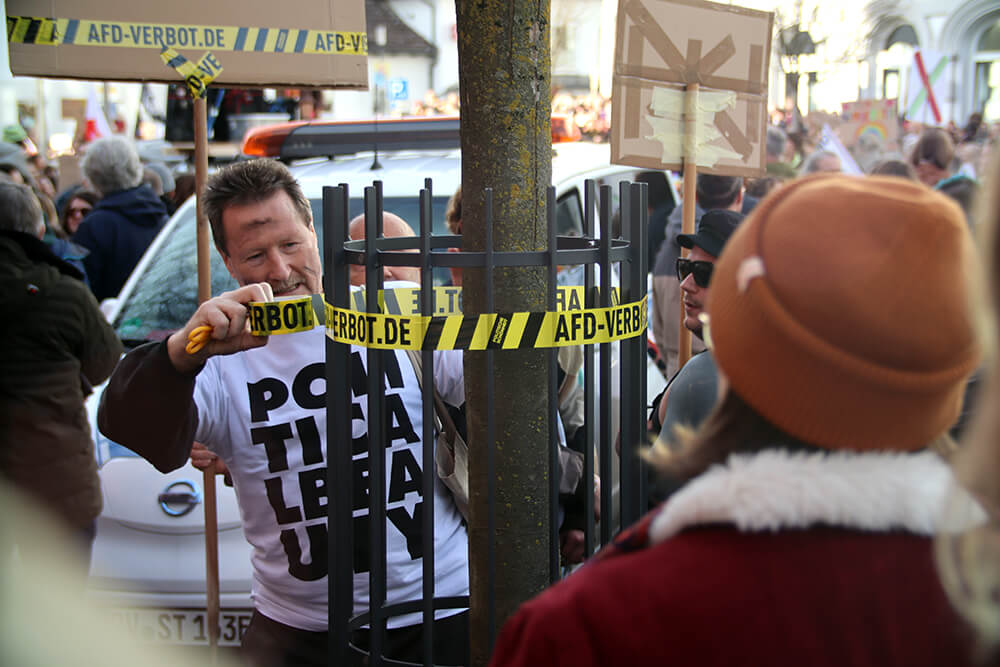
top-left (72, 136), bottom-right (168, 301)
top-left (798, 149), bottom-right (842, 175)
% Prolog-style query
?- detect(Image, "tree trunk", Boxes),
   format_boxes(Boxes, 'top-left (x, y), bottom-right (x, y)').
top-left (455, 1), bottom-right (552, 664)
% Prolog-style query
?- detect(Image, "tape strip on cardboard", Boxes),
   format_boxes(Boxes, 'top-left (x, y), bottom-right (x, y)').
top-left (160, 47), bottom-right (222, 98)
top-left (7, 16), bottom-right (367, 55)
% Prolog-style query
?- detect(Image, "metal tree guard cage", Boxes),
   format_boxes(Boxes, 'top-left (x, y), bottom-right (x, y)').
top-left (323, 178), bottom-right (649, 666)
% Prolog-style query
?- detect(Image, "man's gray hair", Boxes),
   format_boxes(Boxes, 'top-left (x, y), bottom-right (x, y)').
top-left (0, 181), bottom-right (43, 235)
top-left (799, 150), bottom-right (840, 175)
top-left (82, 136), bottom-right (143, 196)
top-left (765, 126), bottom-right (787, 159)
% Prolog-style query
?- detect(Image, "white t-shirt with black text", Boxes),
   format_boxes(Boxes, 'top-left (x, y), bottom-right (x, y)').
top-left (193, 322), bottom-right (469, 630)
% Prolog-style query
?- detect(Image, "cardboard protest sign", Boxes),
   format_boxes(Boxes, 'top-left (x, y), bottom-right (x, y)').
top-left (611, 0), bottom-right (772, 176)
top-left (838, 99), bottom-right (900, 152)
top-left (7, 0), bottom-right (368, 89)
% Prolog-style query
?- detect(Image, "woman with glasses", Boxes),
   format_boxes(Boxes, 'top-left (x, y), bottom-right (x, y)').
top-left (59, 189), bottom-right (98, 236)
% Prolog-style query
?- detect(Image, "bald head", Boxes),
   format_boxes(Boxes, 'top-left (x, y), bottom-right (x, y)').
top-left (349, 211), bottom-right (415, 241)
top-left (348, 212), bottom-right (419, 285)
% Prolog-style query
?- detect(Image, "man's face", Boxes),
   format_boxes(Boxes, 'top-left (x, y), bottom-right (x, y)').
top-left (220, 190), bottom-right (321, 297)
top-left (680, 245), bottom-right (717, 337)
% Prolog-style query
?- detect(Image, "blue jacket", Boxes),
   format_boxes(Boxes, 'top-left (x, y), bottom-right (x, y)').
top-left (72, 184), bottom-right (168, 301)
top-left (44, 234), bottom-right (90, 285)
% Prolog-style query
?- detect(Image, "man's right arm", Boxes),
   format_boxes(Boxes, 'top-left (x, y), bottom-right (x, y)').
top-left (98, 283), bottom-right (274, 473)
top-left (98, 340), bottom-right (199, 473)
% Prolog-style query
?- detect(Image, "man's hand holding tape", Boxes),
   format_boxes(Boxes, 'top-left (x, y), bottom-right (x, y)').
top-left (166, 283), bottom-right (273, 375)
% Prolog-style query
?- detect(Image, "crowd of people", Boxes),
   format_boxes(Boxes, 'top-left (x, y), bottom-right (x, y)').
top-left (410, 89), bottom-right (613, 142)
top-left (4, 97), bottom-right (1000, 667)
top-left (0, 132), bottom-right (196, 572)
top-left (0, 130), bottom-right (197, 298)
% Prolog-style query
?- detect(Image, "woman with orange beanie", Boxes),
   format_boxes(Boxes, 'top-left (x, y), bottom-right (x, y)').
top-left (490, 174), bottom-right (984, 667)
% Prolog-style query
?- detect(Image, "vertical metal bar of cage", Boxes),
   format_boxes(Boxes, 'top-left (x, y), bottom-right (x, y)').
top-left (632, 183), bottom-right (649, 514)
top-left (582, 179), bottom-right (596, 559)
top-left (364, 185), bottom-right (386, 666)
top-left (326, 184), bottom-right (353, 665)
top-left (617, 182), bottom-right (634, 527)
top-left (484, 187), bottom-right (498, 651)
top-left (598, 185), bottom-right (614, 545)
top-left (546, 186), bottom-right (560, 582)
top-left (618, 181), bottom-right (645, 528)
top-left (419, 179), bottom-right (436, 667)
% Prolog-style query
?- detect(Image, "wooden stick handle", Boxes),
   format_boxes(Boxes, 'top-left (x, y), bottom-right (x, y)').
top-left (678, 84), bottom-right (699, 371)
top-left (194, 96), bottom-right (220, 658)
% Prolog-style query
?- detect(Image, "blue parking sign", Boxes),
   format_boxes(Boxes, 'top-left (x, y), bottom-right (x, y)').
top-left (389, 78), bottom-right (409, 101)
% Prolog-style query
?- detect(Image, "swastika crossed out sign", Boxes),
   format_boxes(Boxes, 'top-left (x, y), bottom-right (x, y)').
top-left (611, 0), bottom-right (773, 177)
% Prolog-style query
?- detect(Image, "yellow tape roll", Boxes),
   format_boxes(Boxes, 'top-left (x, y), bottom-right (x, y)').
top-left (248, 297), bottom-right (316, 336)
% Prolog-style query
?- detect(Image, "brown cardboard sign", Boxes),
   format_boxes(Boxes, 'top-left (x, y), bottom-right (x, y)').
top-left (7, 0), bottom-right (368, 89)
top-left (838, 99), bottom-right (900, 151)
top-left (611, 0), bottom-right (773, 175)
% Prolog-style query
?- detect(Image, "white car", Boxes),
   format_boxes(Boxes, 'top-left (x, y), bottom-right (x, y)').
top-left (86, 116), bottom-right (672, 647)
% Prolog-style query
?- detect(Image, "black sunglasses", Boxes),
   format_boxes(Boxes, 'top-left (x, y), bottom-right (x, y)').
top-left (675, 257), bottom-right (713, 288)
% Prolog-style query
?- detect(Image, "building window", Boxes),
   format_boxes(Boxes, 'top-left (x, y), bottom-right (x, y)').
top-left (883, 69), bottom-right (900, 100)
top-left (553, 25), bottom-right (571, 54)
top-left (975, 17), bottom-right (1000, 120)
top-left (886, 24), bottom-right (918, 50)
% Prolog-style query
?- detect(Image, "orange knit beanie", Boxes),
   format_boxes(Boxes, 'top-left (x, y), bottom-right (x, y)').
top-left (708, 173), bottom-right (981, 451)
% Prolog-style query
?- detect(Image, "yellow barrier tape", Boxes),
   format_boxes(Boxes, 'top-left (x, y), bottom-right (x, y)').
top-left (350, 285), bottom-right (621, 316)
top-left (248, 297), bottom-right (316, 336)
top-left (160, 47), bottom-right (222, 98)
top-left (325, 296), bottom-right (647, 351)
top-left (7, 16), bottom-right (367, 55)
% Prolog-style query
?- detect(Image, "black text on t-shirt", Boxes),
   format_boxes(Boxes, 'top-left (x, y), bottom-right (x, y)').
top-left (246, 351), bottom-right (428, 581)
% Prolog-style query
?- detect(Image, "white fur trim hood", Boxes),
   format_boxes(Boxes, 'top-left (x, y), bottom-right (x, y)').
top-left (649, 449), bottom-right (985, 545)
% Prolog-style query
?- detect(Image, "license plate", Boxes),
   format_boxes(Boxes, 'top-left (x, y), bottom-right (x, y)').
top-left (105, 608), bottom-right (252, 646)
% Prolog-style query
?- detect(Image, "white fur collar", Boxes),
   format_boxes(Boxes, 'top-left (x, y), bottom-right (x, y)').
top-left (649, 449), bottom-right (985, 545)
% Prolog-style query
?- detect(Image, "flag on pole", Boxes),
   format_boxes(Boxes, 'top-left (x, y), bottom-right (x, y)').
top-left (905, 50), bottom-right (952, 125)
top-left (84, 85), bottom-right (113, 143)
top-left (817, 124), bottom-right (863, 175)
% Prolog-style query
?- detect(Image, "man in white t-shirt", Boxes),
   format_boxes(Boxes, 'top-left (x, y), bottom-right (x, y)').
top-left (98, 159), bottom-right (470, 666)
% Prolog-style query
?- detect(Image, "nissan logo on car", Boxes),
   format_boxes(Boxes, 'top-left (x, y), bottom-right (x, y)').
top-left (157, 480), bottom-right (201, 517)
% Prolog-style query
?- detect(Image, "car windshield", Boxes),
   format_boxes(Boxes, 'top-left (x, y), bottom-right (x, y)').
top-left (114, 196), bottom-right (451, 344)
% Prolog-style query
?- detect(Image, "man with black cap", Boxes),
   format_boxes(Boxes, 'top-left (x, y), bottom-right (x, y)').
top-left (648, 210), bottom-right (742, 506)
top-left (675, 209), bottom-right (742, 341)
top-left (651, 174), bottom-right (752, 379)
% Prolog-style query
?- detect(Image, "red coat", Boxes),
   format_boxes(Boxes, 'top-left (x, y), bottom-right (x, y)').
top-left (490, 449), bottom-right (978, 667)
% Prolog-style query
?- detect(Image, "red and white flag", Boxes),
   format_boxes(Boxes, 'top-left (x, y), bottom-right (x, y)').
top-left (84, 85), bottom-right (113, 142)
